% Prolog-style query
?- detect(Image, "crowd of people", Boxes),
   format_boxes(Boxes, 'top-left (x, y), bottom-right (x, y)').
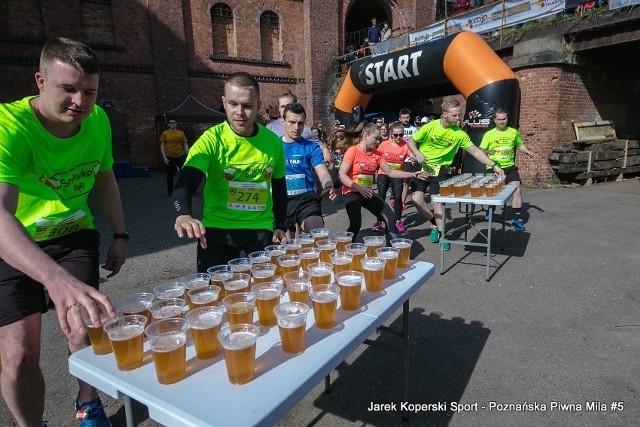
top-left (0, 37), bottom-right (531, 427)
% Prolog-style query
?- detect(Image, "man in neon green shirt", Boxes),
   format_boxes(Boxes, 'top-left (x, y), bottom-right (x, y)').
top-left (407, 99), bottom-right (504, 250)
top-left (480, 108), bottom-right (535, 231)
top-left (0, 38), bottom-right (126, 426)
top-left (171, 72), bottom-right (287, 271)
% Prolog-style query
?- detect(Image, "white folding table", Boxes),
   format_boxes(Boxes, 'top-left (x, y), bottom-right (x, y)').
top-left (432, 185), bottom-right (516, 281)
top-left (69, 261), bottom-right (435, 427)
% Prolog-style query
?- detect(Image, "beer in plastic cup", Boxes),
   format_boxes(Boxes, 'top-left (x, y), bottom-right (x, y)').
top-left (221, 273), bottom-right (251, 296)
top-left (150, 298), bottom-right (186, 321)
top-left (361, 257), bottom-right (386, 293)
top-left (298, 233), bottom-right (315, 249)
top-left (277, 254), bottom-right (301, 276)
top-left (315, 239), bottom-right (337, 264)
top-left (118, 292), bottom-right (155, 327)
top-left (297, 247), bottom-right (320, 272)
top-left (228, 257), bottom-right (252, 274)
top-left (309, 227), bottom-right (331, 244)
top-left (308, 262), bottom-right (334, 286)
top-left (283, 238), bottom-right (302, 256)
top-left (248, 251), bottom-right (270, 265)
top-left (251, 282), bottom-right (282, 327)
top-left (145, 318), bottom-right (188, 384)
top-left (286, 280), bottom-right (311, 304)
top-left (103, 315), bottom-right (146, 371)
top-left (376, 247), bottom-right (400, 280)
top-left (81, 305), bottom-right (114, 355)
top-left (390, 238), bottom-right (413, 268)
top-left (207, 265), bottom-right (233, 299)
top-left (439, 181), bottom-right (452, 197)
top-left (187, 285), bottom-right (221, 309)
top-left (283, 270), bottom-right (311, 286)
top-left (345, 243), bottom-right (367, 273)
top-left (180, 273), bottom-right (211, 308)
top-left (329, 251), bottom-right (353, 274)
top-left (152, 282), bottom-right (185, 300)
top-left (363, 236), bottom-right (385, 257)
top-left (274, 302), bottom-right (310, 354)
top-left (222, 292), bottom-right (256, 325)
top-left (309, 284), bottom-right (340, 329)
top-left (218, 323), bottom-right (260, 384)
top-left (470, 182), bottom-right (484, 197)
top-left (333, 231), bottom-right (354, 252)
top-left (186, 306), bottom-right (224, 359)
top-left (264, 245), bottom-right (286, 276)
top-left (335, 270), bottom-right (364, 311)
top-left (250, 263), bottom-right (277, 285)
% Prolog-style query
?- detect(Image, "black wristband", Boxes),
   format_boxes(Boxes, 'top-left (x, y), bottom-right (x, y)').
top-left (113, 232), bottom-right (130, 241)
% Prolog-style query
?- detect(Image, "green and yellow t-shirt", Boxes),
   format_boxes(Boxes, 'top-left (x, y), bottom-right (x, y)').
top-left (184, 121), bottom-right (285, 230)
top-left (0, 96), bottom-right (113, 241)
top-left (412, 119), bottom-right (472, 175)
top-left (159, 129), bottom-right (187, 158)
top-left (479, 127), bottom-right (523, 169)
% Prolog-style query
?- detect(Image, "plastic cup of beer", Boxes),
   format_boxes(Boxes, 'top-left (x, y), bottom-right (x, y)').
top-left (333, 231), bottom-right (354, 252)
top-left (228, 257), bottom-right (252, 274)
top-left (250, 262), bottom-right (277, 285)
top-left (283, 270), bottom-right (312, 286)
top-left (361, 257), bottom-right (386, 293)
top-left (315, 239), bottom-right (338, 264)
top-left (283, 238), bottom-right (302, 256)
top-left (310, 227), bottom-right (331, 244)
top-left (485, 183), bottom-right (496, 197)
top-left (221, 272), bottom-right (251, 296)
top-left (180, 273), bottom-right (210, 293)
top-left (222, 292), bottom-right (256, 325)
top-left (251, 282), bottom-right (282, 327)
top-left (470, 182), bottom-right (484, 197)
top-left (264, 245), bottom-right (286, 276)
top-left (81, 305), bottom-right (114, 355)
top-left (345, 243), bottom-right (367, 273)
top-left (103, 315), bottom-right (147, 371)
top-left (118, 292), bottom-right (155, 327)
top-left (152, 281), bottom-right (185, 300)
top-left (187, 285), bottom-right (221, 309)
top-left (185, 306), bottom-right (224, 359)
top-left (145, 318), bottom-right (188, 384)
top-left (150, 298), bottom-right (186, 321)
top-left (298, 233), bottom-right (315, 249)
top-left (453, 182), bottom-right (465, 197)
top-left (335, 270), bottom-right (364, 311)
top-left (274, 302), bottom-right (310, 354)
top-left (309, 284), bottom-right (340, 329)
top-left (297, 247), bottom-right (320, 272)
top-left (390, 238), bottom-right (413, 268)
top-left (247, 250), bottom-right (270, 265)
top-left (363, 236), bottom-right (385, 257)
top-left (277, 254), bottom-right (301, 276)
top-left (329, 251), bottom-right (353, 274)
top-left (439, 180), bottom-right (452, 197)
top-left (207, 265), bottom-right (233, 299)
top-left (286, 280), bottom-right (311, 304)
top-left (376, 247), bottom-right (400, 280)
top-left (308, 262), bottom-right (334, 286)
top-left (217, 323), bottom-right (260, 384)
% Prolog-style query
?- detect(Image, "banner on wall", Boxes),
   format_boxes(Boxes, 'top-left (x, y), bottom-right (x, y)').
top-left (609, 0), bottom-right (640, 9)
top-left (409, 0), bottom-right (567, 46)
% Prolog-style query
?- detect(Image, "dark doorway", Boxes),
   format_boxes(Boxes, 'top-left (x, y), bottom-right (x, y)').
top-left (345, 0), bottom-right (389, 51)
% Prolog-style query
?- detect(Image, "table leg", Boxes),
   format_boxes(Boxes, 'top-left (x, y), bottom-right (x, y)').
top-left (402, 299), bottom-right (410, 421)
top-left (124, 395), bottom-right (137, 427)
top-left (324, 374), bottom-right (331, 393)
top-left (486, 206), bottom-right (493, 281)
top-left (440, 204), bottom-right (446, 275)
top-left (501, 203), bottom-right (507, 251)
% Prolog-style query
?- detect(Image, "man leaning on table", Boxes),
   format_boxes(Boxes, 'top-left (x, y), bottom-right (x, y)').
top-left (406, 98), bottom-right (505, 251)
top-left (479, 108), bottom-right (535, 231)
top-left (0, 37), bottom-right (126, 426)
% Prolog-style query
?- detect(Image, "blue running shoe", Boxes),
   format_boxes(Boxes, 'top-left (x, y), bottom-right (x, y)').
top-left (441, 242), bottom-right (451, 251)
top-left (76, 396), bottom-right (112, 427)
top-left (512, 218), bottom-right (526, 231)
top-left (429, 227), bottom-right (440, 243)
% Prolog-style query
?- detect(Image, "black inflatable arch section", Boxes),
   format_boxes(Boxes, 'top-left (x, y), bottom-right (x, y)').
top-left (334, 31), bottom-right (520, 172)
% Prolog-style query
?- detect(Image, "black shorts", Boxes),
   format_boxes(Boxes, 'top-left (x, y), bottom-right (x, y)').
top-left (285, 192), bottom-right (323, 232)
top-left (197, 228), bottom-right (273, 273)
top-left (0, 229), bottom-right (100, 327)
top-left (503, 166), bottom-right (521, 184)
top-left (410, 166), bottom-right (451, 196)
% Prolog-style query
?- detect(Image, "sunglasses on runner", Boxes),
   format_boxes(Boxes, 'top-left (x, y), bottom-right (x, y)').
top-left (392, 133), bottom-right (403, 137)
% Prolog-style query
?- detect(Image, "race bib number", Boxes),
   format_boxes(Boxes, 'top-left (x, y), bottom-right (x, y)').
top-left (495, 146), bottom-right (512, 161)
top-left (227, 181), bottom-right (268, 211)
top-left (388, 162), bottom-right (401, 171)
top-left (33, 210), bottom-right (88, 242)
top-left (356, 174), bottom-right (374, 187)
top-left (421, 163), bottom-right (441, 177)
top-left (286, 173), bottom-right (306, 196)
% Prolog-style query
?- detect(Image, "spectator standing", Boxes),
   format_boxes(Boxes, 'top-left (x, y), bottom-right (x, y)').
top-left (380, 22), bottom-right (392, 41)
top-left (0, 37), bottom-right (126, 427)
top-left (367, 18), bottom-right (381, 45)
top-left (159, 119), bottom-right (189, 196)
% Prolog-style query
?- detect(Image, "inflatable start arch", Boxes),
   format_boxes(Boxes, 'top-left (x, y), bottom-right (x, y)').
top-left (334, 31), bottom-right (520, 172)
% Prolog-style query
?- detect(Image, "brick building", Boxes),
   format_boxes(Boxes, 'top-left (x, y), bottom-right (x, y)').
top-left (1, 0), bottom-right (638, 183)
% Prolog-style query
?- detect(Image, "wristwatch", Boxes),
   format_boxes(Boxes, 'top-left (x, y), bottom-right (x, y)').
top-left (490, 163), bottom-right (498, 170)
top-left (113, 232), bottom-right (130, 242)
